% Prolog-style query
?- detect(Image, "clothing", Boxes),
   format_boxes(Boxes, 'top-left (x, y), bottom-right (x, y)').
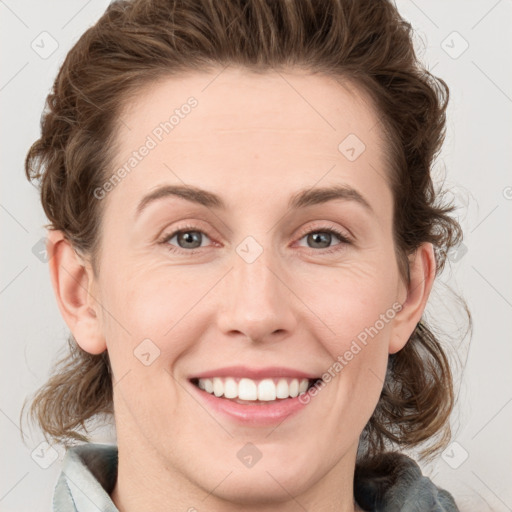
top-left (53, 443), bottom-right (459, 511)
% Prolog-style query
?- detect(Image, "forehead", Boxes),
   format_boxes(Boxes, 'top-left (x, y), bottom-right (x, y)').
top-left (106, 67), bottom-right (392, 219)
top-left (116, 67), bottom-right (384, 147)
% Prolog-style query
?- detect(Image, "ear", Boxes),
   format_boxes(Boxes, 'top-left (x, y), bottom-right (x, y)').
top-left (46, 229), bottom-right (106, 355)
top-left (389, 242), bottom-right (436, 354)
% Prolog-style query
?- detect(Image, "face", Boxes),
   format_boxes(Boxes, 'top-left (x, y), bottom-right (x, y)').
top-left (87, 68), bottom-right (412, 505)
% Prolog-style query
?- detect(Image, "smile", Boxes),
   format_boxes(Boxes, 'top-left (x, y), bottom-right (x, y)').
top-left (191, 376), bottom-right (320, 402)
top-left (187, 366), bottom-right (323, 424)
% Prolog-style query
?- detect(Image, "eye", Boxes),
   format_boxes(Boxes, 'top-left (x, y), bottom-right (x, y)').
top-left (158, 223), bottom-right (351, 255)
top-left (295, 226), bottom-right (351, 254)
top-left (159, 224), bottom-right (213, 254)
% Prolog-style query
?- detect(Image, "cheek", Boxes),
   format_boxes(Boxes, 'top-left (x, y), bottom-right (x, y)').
top-left (307, 281), bottom-right (396, 441)
top-left (98, 260), bottom-right (224, 378)
top-left (300, 259), bottom-right (399, 417)
top-left (303, 261), bottom-right (399, 354)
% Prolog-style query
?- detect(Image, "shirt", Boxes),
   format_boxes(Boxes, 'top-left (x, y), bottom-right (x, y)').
top-left (52, 443), bottom-right (459, 511)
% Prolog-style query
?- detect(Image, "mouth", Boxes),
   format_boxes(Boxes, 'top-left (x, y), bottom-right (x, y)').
top-left (187, 366), bottom-right (324, 425)
top-left (189, 376), bottom-right (322, 405)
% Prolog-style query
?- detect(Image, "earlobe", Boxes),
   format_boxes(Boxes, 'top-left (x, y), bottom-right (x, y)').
top-left (47, 229), bottom-right (107, 355)
top-left (389, 242), bottom-right (436, 354)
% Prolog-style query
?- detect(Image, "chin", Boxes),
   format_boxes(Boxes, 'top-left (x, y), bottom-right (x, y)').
top-left (186, 449), bottom-right (322, 506)
top-left (201, 471), bottom-right (309, 506)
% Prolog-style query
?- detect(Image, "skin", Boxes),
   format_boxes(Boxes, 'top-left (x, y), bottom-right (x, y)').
top-left (47, 67), bottom-right (435, 512)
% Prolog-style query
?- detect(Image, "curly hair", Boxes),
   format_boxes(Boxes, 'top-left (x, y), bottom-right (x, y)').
top-left (22, 0), bottom-right (470, 464)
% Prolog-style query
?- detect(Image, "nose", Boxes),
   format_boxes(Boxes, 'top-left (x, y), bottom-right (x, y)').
top-left (216, 242), bottom-right (298, 344)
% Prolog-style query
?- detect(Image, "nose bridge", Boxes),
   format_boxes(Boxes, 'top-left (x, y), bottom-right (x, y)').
top-left (216, 234), bottom-right (296, 342)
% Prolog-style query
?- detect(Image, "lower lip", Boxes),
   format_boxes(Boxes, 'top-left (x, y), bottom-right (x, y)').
top-left (189, 381), bottom-right (312, 426)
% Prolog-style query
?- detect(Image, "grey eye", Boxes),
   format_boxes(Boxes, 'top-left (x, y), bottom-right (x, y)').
top-left (177, 231), bottom-right (203, 249)
top-left (306, 231), bottom-right (334, 249)
top-left (167, 230), bottom-right (209, 249)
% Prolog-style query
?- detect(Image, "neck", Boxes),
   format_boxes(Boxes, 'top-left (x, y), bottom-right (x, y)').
top-left (111, 430), bottom-right (362, 512)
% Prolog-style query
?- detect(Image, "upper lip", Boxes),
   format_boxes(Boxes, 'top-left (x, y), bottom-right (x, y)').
top-left (189, 366), bottom-right (320, 380)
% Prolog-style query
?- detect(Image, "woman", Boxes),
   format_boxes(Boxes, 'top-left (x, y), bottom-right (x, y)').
top-left (23, 0), bottom-right (467, 510)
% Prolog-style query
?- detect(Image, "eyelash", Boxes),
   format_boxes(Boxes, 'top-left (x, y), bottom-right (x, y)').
top-left (158, 223), bottom-right (352, 256)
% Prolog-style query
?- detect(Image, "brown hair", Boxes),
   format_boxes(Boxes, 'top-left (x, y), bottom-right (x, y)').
top-left (22, 0), bottom-right (470, 463)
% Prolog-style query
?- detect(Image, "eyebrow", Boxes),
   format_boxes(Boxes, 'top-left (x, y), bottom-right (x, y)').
top-left (135, 183), bottom-right (374, 218)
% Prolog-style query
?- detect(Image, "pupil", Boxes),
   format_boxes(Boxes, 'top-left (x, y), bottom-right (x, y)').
top-left (180, 231), bottom-right (201, 248)
top-left (310, 232), bottom-right (330, 248)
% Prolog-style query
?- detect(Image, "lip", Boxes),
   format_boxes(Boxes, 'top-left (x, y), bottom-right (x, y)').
top-left (188, 379), bottom-right (315, 426)
top-left (187, 366), bottom-right (321, 426)
top-left (189, 365), bottom-right (320, 380)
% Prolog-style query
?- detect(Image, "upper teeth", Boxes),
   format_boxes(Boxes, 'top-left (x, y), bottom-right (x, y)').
top-left (197, 377), bottom-right (311, 401)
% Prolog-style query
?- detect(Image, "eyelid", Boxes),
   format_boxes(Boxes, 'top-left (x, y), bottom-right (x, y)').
top-left (158, 222), bottom-right (215, 247)
top-left (293, 221), bottom-right (352, 244)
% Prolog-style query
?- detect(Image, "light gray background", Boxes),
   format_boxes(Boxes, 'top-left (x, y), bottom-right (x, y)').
top-left (1, 1), bottom-right (511, 511)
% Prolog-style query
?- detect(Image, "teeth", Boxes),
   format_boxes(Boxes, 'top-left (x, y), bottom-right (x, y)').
top-left (298, 379), bottom-right (309, 394)
top-left (238, 378), bottom-right (257, 400)
top-left (276, 378), bottom-right (289, 399)
top-left (258, 379), bottom-right (276, 401)
top-left (224, 377), bottom-right (238, 399)
top-left (213, 377), bottom-right (223, 397)
top-left (289, 379), bottom-right (299, 397)
top-left (195, 376), bottom-right (313, 401)
top-left (204, 379), bottom-right (213, 394)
